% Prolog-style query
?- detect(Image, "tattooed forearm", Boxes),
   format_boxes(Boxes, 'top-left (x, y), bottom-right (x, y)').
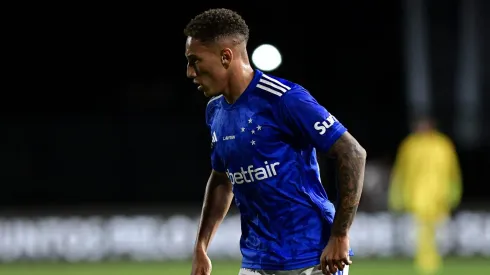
top-left (328, 132), bottom-right (366, 237)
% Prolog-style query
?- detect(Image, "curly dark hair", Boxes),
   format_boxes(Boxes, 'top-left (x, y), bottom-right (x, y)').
top-left (184, 8), bottom-right (249, 43)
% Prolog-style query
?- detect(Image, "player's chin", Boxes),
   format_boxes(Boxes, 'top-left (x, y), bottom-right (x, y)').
top-left (198, 85), bottom-right (208, 96)
top-left (202, 90), bottom-right (211, 98)
top-left (201, 87), bottom-right (219, 98)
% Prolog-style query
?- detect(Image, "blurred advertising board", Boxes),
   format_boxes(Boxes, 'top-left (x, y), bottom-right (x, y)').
top-left (0, 211), bottom-right (489, 262)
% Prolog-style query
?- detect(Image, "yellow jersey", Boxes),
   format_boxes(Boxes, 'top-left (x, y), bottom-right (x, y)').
top-left (389, 130), bottom-right (462, 220)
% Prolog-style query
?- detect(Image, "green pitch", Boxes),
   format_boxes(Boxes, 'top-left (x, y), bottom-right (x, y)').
top-left (0, 258), bottom-right (489, 275)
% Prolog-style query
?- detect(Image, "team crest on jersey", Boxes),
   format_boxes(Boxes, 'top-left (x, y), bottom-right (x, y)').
top-left (240, 116), bottom-right (262, 147)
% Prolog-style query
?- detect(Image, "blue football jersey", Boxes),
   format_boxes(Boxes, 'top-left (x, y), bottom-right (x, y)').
top-left (206, 69), bottom-right (353, 270)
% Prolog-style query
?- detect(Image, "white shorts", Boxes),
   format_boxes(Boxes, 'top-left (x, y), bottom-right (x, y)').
top-left (239, 265), bottom-right (349, 275)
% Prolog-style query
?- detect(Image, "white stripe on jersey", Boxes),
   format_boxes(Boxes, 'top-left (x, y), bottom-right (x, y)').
top-left (259, 78), bottom-right (288, 93)
top-left (257, 84), bottom-right (283, 97)
top-left (207, 94), bottom-right (223, 105)
top-left (256, 74), bottom-right (291, 97)
top-left (262, 74), bottom-right (291, 90)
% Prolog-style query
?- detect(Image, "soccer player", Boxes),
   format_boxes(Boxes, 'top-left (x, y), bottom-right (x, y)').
top-left (184, 9), bottom-right (367, 275)
top-left (389, 116), bottom-right (462, 275)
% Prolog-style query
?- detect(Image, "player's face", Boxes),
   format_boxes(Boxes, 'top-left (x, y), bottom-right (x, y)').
top-left (185, 37), bottom-right (228, 97)
top-left (412, 118), bottom-right (435, 133)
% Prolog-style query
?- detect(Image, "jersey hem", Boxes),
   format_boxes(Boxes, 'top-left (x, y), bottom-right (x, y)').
top-left (241, 257), bottom-right (321, 271)
top-left (240, 251), bottom-right (355, 271)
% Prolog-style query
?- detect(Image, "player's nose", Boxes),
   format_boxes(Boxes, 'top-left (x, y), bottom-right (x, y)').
top-left (186, 64), bottom-right (197, 79)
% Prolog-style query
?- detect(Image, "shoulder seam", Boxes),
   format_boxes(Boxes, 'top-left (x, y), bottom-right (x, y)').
top-left (277, 87), bottom-right (309, 106)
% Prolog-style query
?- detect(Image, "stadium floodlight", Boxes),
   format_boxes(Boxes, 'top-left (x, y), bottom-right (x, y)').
top-left (251, 44), bottom-right (282, 72)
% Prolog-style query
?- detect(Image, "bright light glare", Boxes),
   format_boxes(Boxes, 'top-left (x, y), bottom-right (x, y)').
top-left (251, 44), bottom-right (282, 71)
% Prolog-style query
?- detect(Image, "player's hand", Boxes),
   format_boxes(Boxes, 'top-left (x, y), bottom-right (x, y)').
top-left (320, 235), bottom-right (352, 275)
top-left (191, 249), bottom-right (212, 275)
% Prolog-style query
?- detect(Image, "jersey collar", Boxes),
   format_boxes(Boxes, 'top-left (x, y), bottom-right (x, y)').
top-left (222, 69), bottom-right (263, 110)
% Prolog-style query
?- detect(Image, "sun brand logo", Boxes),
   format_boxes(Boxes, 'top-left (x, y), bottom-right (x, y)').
top-left (226, 161), bottom-right (280, 185)
top-left (313, 114), bottom-right (339, 135)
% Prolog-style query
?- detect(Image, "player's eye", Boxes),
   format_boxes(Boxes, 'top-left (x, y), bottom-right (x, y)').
top-left (187, 56), bottom-right (199, 64)
top-left (188, 60), bottom-right (199, 69)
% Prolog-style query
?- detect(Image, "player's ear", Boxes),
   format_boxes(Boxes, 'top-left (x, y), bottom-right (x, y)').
top-left (220, 48), bottom-right (233, 69)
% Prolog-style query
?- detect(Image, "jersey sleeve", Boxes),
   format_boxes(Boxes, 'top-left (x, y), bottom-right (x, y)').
top-left (277, 89), bottom-right (347, 153)
top-left (206, 97), bottom-right (226, 172)
top-left (210, 142), bottom-right (225, 172)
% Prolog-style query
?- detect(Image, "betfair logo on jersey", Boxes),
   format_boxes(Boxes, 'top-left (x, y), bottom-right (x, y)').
top-left (313, 114), bottom-right (338, 135)
top-left (226, 161), bottom-right (280, 185)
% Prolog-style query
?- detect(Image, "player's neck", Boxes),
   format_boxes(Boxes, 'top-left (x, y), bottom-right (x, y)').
top-left (222, 65), bottom-right (254, 104)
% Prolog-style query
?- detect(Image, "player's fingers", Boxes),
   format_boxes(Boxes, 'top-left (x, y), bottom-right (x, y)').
top-left (342, 257), bottom-right (353, 265)
top-left (192, 267), bottom-right (206, 275)
top-left (334, 260), bottom-right (345, 271)
top-left (326, 265), bottom-right (333, 275)
top-left (320, 257), bottom-right (328, 275)
top-left (322, 264), bottom-right (332, 275)
top-left (327, 260), bottom-right (338, 275)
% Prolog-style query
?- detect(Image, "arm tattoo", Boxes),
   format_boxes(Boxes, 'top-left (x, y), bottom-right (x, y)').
top-left (328, 132), bottom-right (366, 237)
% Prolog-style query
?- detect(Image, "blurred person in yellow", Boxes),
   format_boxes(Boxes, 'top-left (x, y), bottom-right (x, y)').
top-left (388, 116), bottom-right (462, 275)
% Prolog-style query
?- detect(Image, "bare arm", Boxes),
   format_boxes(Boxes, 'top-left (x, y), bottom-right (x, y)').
top-left (194, 170), bottom-right (234, 253)
top-left (328, 132), bottom-right (367, 237)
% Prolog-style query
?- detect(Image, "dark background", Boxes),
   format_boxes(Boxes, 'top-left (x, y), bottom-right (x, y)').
top-left (2, 0), bottom-right (489, 211)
